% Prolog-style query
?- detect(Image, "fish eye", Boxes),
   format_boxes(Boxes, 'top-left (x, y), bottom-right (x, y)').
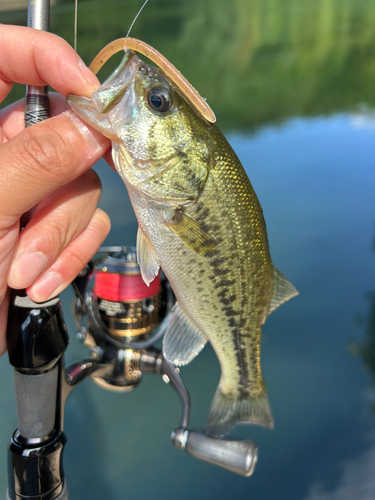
top-left (147, 86), bottom-right (173, 113)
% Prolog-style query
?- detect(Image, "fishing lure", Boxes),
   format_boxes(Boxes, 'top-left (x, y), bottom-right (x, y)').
top-left (89, 38), bottom-right (216, 124)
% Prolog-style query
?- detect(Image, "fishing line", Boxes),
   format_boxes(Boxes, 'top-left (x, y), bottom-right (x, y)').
top-left (84, 0), bottom-right (215, 122)
top-left (126, 0), bottom-right (150, 38)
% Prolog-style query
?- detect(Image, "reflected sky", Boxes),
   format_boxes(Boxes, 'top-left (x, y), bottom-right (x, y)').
top-left (1, 0), bottom-right (375, 498)
top-left (0, 113), bottom-right (372, 499)
top-left (303, 435), bottom-right (375, 500)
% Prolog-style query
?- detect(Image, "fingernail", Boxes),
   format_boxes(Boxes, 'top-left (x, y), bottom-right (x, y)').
top-left (77, 58), bottom-right (100, 88)
top-left (30, 272), bottom-right (63, 302)
top-left (9, 252), bottom-right (48, 289)
top-left (64, 110), bottom-right (108, 149)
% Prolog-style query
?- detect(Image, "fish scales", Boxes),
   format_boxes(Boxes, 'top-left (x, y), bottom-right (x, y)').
top-left (67, 48), bottom-right (298, 436)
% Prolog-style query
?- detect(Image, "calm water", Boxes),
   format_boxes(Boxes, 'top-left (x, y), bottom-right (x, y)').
top-left (1, 1), bottom-right (375, 499)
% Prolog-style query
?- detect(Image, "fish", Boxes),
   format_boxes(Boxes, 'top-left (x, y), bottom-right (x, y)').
top-left (67, 46), bottom-right (298, 437)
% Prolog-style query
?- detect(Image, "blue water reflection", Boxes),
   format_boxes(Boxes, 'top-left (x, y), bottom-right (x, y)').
top-left (1, 112), bottom-right (372, 499)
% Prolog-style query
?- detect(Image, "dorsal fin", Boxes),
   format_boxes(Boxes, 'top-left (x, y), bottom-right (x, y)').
top-left (268, 268), bottom-right (298, 316)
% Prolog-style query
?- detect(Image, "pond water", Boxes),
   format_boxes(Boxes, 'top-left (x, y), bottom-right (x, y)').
top-left (1, 1), bottom-right (375, 499)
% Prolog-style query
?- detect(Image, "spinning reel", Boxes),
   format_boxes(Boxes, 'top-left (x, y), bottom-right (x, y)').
top-left (6, 247), bottom-right (258, 500)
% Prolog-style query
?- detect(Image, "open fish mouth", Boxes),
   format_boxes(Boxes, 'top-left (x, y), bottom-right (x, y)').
top-left (67, 50), bottom-right (141, 138)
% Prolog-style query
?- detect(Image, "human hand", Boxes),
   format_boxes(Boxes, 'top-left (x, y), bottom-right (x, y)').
top-left (0, 24), bottom-right (112, 354)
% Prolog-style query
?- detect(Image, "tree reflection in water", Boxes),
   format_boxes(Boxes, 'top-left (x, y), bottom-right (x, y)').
top-left (351, 237), bottom-right (375, 414)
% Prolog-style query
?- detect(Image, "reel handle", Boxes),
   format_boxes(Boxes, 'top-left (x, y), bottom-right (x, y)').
top-left (172, 429), bottom-right (258, 477)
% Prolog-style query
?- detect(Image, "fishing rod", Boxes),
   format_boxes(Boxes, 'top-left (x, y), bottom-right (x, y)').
top-left (5, 3), bottom-right (259, 499)
top-left (6, 1), bottom-right (67, 499)
top-left (25, 0), bottom-right (50, 126)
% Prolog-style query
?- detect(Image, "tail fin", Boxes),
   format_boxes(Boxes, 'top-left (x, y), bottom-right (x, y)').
top-left (205, 387), bottom-right (274, 437)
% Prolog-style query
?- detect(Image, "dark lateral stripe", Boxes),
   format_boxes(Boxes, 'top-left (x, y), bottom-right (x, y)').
top-left (209, 257), bottom-right (250, 393)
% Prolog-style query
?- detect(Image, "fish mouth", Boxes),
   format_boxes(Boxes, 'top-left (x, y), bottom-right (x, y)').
top-left (67, 50), bottom-right (141, 139)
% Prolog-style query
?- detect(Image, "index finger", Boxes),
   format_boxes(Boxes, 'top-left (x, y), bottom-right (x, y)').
top-left (0, 24), bottom-right (100, 101)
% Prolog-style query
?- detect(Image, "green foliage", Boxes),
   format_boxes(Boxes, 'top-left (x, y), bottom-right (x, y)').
top-left (2, 0), bottom-right (375, 130)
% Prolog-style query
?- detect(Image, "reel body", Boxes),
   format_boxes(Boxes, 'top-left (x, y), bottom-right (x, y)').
top-left (75, 247), bottom-right (173, 392)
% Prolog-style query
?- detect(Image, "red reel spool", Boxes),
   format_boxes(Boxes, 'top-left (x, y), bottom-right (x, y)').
top-left (93, 248), bottom-right (161, 339)
top-left (95, 271), bottom-right (160, 302)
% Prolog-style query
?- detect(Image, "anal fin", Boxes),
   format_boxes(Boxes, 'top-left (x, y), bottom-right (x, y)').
top-left (163, 302), bottom-right (207, 366)
top-left (268, 268), bottom-right (298, 316)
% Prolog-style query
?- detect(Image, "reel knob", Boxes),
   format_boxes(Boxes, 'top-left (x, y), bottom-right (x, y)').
top-left (172, 429), bottom-right (258, 477)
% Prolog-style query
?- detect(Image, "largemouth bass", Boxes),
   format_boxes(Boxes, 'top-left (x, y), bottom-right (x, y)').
top-left (68, 48), bottom-right (298, 436)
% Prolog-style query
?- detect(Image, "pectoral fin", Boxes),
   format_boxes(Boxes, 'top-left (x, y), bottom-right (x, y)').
top-left (163, 302), bottom-right (207, 366)
top-left (268, 268), bottom-right (299, 316)
top-left (165, 211), bottom-right (218, 257)
top-left (137, 227), bottom-right (160, 286)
